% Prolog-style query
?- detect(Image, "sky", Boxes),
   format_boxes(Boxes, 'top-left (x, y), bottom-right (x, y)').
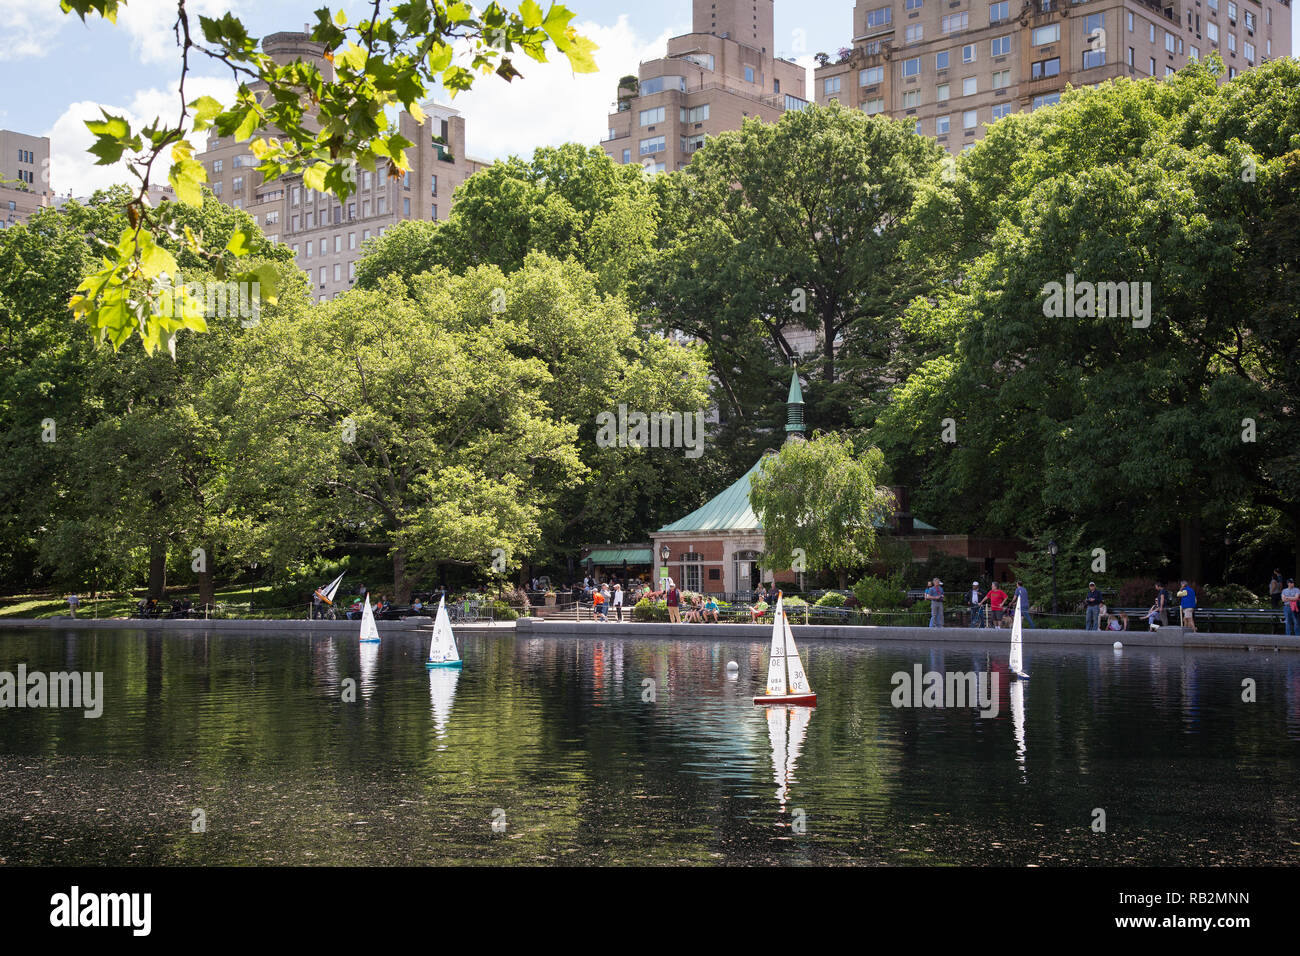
top-left (0, 1), bottom-right (1295, 197)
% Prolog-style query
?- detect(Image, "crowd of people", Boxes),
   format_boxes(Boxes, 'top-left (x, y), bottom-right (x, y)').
top-left (924, 577), bottom-right (1204, 632)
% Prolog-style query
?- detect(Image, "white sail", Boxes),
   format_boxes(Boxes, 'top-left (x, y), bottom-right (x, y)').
top-left (317, 572), bottom-right (345, 604)
top-left (781, 611), bottom-right (814, 696)
top-left (427, 597), bottom-right (460, 663)
top-left (1008, 600), bottom-right (1024, 675)
top-left (764, 595), bottom-right (788, 696)
top-left (1011, 678), bottom-right (1027, 770)
top-left (765, 704), bottom-right (813, 807)
top-left (429, 666), bottom-right (461, 739)
top-left (359, 594), bottom-right (380, 642)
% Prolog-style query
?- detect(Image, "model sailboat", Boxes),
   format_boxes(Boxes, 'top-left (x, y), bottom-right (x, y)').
top-left (1008, 600), bottom-right (1029, 680)
top-left (425, 597), bottom-right (463, 668)
top-left (754, 592), bottom-right (816, 706)
top-left (358, 594), bottom-right (381, 644)
top-left (314, 572), bottom-right (345, 607)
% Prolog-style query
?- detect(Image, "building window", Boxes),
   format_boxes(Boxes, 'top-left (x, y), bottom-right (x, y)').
top-left (962, 75), bottom-right (977, 96)
top-left (991, 35), bottom-right (1010, 56)
top-left (362, 171), bottom-right (372, 190)
top-left (1127, 46), bottom-right (1135, 67)
top-left (1207, 22), bottom-right (1219, 42)
top-left (992, 69), bottom-right (1011, 89)
top-left (349, 261), bottom-right (356, 280)
top-left (934, 51), bottom-right (949, 71)
top-left (824, 76), bottom-right (842, 95)
top-left (1127, 11), bottom-right (1134, 31)
top-left (861, 66), bottom-right (884, 84)
top-left (1165, 31), bottom-right (1176, 53)
top-left (212, 159), bottom-right (223, 173)
top-left (305, 242), bottom-right (312, 259)
top-left (1032, 93), bottom-right (1061, 110)
top-left (936, 83), bottom-right (950, 101)
top-left (1083, 47), bottom-right (1106, 69)
top-left (962, 44), bottom-right (976, 63)
top-left (866, 6), bottom-right (892, 28)
top-left (906, 24), bottom-right (923, 44)
top-left (212, 181), bottom-right (222, 196)
top-left (903, 89), bottom-right (921, 108)
top-left (682, 104), bottom-right (710, 123)
top-left (640, 76), bottom-right (686, 95)
top-left (991, 103), bottom-right (1013, 120)
top-left (902, 57), bottom-right (921, 77)
top-left (1244, 10), bottom-right (1255, 31)
top-left (377, 196), bottom-right (387, 215)
top-left (431, 203), bottom-right (438, 219)
top-left (1227, 1), bottom-right (1237, 21)
top-left (1243, 41), bottom-right (1254, 62)
top-left (403, 197), bottom-right (411, 216)
top-left (265, 210), bottom-right (279, 224)
top-left (1189, 46), bottom-right (1199, 61)
top-left (1149, 56), bottom-right (1157, 75)
top-left (990, 1), bottom-right (1009, 23)
top-left (863, 98), bottom-right (885, 115)
top-left (318, 267), bottom-right (326, 286)
top-left (744, 66), bottom-right (755, 83)
top-left (936, 114), bottom-right (951, 134)
top-left (963, 109), bottom-right (978, 130)
top-left (333, 263), bottom-right (341, 282)
top-left (639, 136), bottom-right (666, 155)
top-left (1032, 24), bottom-right (1060, 46)
top-left (639, 106), bottom-right (666, 125)
top-left (1148, 23), bottom-right (1156, 42)
top-left (942, 13), bottom-right (968, 33)
top-left (291, 243), bottom-right (299, 256)
top-left (906, 0), bottom-right (924, 8)
top-left (1031, 57), bottom-right (1060, 79)
top-left (363, 229), bottom-right (371, 242)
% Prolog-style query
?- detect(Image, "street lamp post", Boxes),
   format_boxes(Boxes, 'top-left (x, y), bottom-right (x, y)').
top-left (1049, 540), bottom-right (1059, 616)
top-left (659, 544), bottom-right (670, 585)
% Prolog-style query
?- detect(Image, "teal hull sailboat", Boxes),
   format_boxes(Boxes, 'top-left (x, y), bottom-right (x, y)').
top-left (425, 596), bottom-right (463, 669)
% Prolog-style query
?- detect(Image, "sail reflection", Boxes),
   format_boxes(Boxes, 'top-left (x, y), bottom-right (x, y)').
top-left (359, 640), bottom-right (379, 699)
top-left (429, 666), bottom-right (461, 742)
top-left (764, 704), bottom-right (813, 809)
top-left (1010, 678), bottom-right (1026, 777)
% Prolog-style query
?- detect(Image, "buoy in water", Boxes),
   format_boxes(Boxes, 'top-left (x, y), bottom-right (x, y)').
top-left (726, 660), bottom-right (739, 672)
top-left (1113, 641), bottom-right (1123, 650)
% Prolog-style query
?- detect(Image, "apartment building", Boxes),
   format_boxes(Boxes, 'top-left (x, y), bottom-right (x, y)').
top-left (603, 0), bottom-right (810, 173)
top-left (812, 0), bottom-right (1292, 153)
top-left (0, 129), bottom-right (52, 229)
top-left (199, 31), bottom-right (487, 300)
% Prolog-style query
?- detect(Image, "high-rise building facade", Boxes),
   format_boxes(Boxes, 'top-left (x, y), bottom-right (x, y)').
top-left (812, 0), bottom-right (1292, 154)
top-left (603, 1), bottom-right (810, 173)
top-left (199, 31), bottom-right (487, 300)
top-left (0, 129), bottom-right (52, 229)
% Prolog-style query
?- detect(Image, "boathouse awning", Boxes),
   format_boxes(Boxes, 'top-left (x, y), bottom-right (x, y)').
top-left (586, 548), bottom-right (654, 565)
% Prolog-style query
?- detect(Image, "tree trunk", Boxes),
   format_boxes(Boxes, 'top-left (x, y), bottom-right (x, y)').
top-left (837, 568), bottom-right (847, 590)
top-left (148, 538), bottom-right (167, 599)
top-left (1179, 516), bottom-right (1203, 586)
top-left (822, 313), bottom-right (836, 384)
top-left (198, 542), bottom-right (215, 608)
top-left (392, 546), bottom-right (413, 605)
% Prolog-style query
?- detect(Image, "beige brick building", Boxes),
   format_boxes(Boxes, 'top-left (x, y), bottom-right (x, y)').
top-left (199, 30), bottom-right (487, 300)
top-left (812, 0), bottom-right (1292, 154)
top-left (0, 129), bottom-right (52, 229)
top-left (603, 0), bottom-right (810, 173)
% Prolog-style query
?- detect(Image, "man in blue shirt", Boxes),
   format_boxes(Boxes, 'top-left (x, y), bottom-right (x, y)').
top-left (926, 578), bottom-right (944, 628)
top-left (1178, 580), bottom-right (1197, 632)
top-left (1084, 582), bottom-right (1103, 630)
top-left (1013, 580), bottom-right (1034, 628)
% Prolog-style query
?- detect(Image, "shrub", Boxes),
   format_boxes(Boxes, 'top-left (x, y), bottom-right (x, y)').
top-left (854, 572), bottom-right (907, 610)
top-left (489, 600), bottom-right (519, 621)
top-left (815, 591), bottom-right (847, 606)
top-left (906, 551), bottom-right (979, 589)
top-left (1200, 583), bottom-right (1261, 608)
top-left (632, 598), bottom-right (668, 622)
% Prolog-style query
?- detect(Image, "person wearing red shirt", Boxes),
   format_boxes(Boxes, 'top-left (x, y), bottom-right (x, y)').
top-left (987, 582), bottom-right (1008, 627)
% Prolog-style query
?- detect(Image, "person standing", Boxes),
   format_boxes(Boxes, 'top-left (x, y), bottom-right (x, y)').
top-left (926, 578), bottom-right (944, 628)
top-left (1177, 580), bottom-right (1197, 631)
top-left (612, 583), bottom-right (624, 622)
top-left (1146, 583), bottom-right (1168, 629)
top-left (593, 585), bottom-right (608, 622)
top-left (1013, 580), bottom-right (1034, 628)
top-left (1269, 570), bottom-right (1284, 609)
top-left (987, 581), bottom-right (1008, 627)
top-left (1084, 582), bottom-right (1103, 630)
top-left (1282, 578), bottom-right (1300, 636)
top-left (66, 593), bottom-right (80, 619)
top-left (665, 581), bottom-right (681, 623)
top-left (968, 581), bottom-right (983, 628)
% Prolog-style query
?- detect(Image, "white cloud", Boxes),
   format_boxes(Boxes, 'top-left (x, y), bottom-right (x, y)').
top-left (118, 0), bottom-right (241, 65)
top-left (447, 14), bottom-right (686, 162)
top-left (45, 77), bottom-right (237, 199)
top-left (0, 0), bottom-right (69, 60)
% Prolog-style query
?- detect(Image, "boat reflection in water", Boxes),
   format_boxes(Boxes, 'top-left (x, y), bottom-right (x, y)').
top-left (763, 704), bottom-right (813, 810)
top-left (428, 666), bottom-right (461, 745)
top-left (359, 640), bottom-right (379, 700)
top-left (1010, 678), bottom-right (1026, 777)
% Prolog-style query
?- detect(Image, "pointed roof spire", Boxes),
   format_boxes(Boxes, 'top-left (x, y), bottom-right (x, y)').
top-left (784, 367), bottom-right (805, 439)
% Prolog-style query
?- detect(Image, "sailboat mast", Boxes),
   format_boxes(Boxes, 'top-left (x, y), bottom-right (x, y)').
top-left (783, 609), bottom-right (791, 690)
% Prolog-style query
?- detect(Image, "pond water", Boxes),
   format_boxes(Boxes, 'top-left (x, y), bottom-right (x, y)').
top-left (1, 627), bottom-right (1298, 865)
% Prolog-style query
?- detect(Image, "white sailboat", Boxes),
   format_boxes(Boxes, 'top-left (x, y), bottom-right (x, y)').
top-left (754, 592), bottom-right (817, 706)
top-left (314, 572), bottom-right (345, 606)
top-left (358, 593), bottom-right (381, 644)
top-left (1008, 600), bottom-right (1029, 680)
top-left (425, 596), bottom-right (463, 668)
top-left (764, 702), bottom-right (813, 808)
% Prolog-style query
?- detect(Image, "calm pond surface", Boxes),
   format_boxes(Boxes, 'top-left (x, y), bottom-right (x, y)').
top-left (1, 626), bottom-right (1298, 865)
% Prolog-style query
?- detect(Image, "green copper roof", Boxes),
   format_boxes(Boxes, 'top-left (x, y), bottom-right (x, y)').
top-left (786, 369), bottom-right (804, 405)
top-left (785, 369), bottom-right (805, 435)
top-left (657, 458), bottom-right (767, 533)
top-left (585, 548), bottom-right (653, 565)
